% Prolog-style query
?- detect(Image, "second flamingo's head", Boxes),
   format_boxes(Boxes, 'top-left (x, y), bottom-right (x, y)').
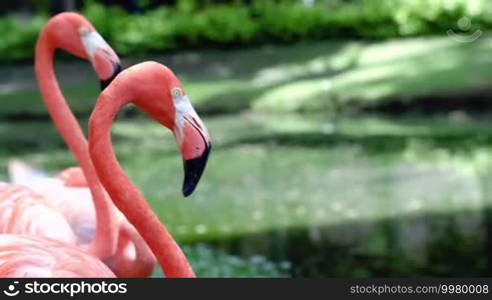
top-left (97, 62), bottom-right (211, 197)
top-left (41, 12), bottom-right (121, 90)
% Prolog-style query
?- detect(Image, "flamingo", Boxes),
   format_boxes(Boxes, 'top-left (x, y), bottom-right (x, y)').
top-left (0, 183), bottom-right (76, 245)
top-left (2, 12), bottom-right (155, 277)
top-left (88, 61), bottom-right (211, 277)
top-left (0, 234), bottom-right (115, 277)
top-left (0, 61), bottom-right (210, 278)
top-left (0, 185), bottom-right (114, 277)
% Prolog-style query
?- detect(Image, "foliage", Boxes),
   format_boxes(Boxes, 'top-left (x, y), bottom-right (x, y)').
top-left (152, 244), bottom-right (291, 277)
top-left (0, 15), bottom-right (46, 61)
top-left (1, 0), bottom-right (492, 62)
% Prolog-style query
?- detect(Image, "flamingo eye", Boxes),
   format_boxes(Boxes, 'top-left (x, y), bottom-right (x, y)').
top-left (172, 87), bottom-right (183, 99)
top-left (80, 29), bottom-right (109, 59)
top-left (172, 87), bottom-right (190, 115)
top-left (78, 27), bottom-right (90, 36)
top-left (172, 87), bottom-right (194, 144)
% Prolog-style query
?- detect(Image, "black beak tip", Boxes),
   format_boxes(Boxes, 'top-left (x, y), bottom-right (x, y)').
top-left (182, 184), bottom-right (195, 198)
top-left (182, 144), bottom-right (211, 197)
top-left (99, 63), bottom-right (122, 91)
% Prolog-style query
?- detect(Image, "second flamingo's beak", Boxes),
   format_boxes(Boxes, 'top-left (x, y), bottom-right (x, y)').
top-left (172, 88), bottom-right (211, 197)
top-left (99, 63), bottom-right (121, 91)
top-left (79, 28), bottom-right (121, 90)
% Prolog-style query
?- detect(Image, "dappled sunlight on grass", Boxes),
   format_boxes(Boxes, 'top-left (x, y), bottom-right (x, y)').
top-left (252, 42), bottom-right (362, 87)
top-left (356, 37), bottom-right (457, 66)
top-left (3, 35), bottom-right (492, 116)
top-left (250, 34), bottom-right (492, 112)
top-left (253, 80), bottom-right (328, 112)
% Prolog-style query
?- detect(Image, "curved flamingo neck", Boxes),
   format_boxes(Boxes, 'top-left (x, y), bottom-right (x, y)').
top-left (88, 92), bottom-right (195, 278)
top-left (34, 29), bottom-right (118, 258)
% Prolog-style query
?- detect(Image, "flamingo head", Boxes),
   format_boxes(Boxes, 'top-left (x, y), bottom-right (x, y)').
top-left (126, 63), bottom-right (211, 197)
top-left (170, 86), bottom-right (212, 197)
top-left (44, 12), bottom-right (121, 90)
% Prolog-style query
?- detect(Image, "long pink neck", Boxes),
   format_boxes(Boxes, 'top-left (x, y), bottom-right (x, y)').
top-left (88, 92), bottom-right (195, 278)
top-left (34, 30), bottom-right (118, 258)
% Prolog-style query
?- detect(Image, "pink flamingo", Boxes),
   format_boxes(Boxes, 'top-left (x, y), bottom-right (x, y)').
top-left (0, 61), bottom-right (210, 278)
top-left (89, 61), bottom-right (211, 277)
top-left (0, 185), bottom-right (114, 277)
top-left (3, 12), bottom-right (155, 277)
top-left (0, 234), bottom-right (115, 277)
top-left (0, 183), bottom-right (76, 244)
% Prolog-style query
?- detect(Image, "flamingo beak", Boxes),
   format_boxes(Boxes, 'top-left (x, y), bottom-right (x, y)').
top-left (79, 28), bottom-right (121, 90)
top-left (179, 116), bottom-right (211, 197)
top-left (99, 63), bottom-right (121, 91)
top-left (173, 90), bottom-right (211, 197)
top-left (182, 138), bottom-right (211, 197)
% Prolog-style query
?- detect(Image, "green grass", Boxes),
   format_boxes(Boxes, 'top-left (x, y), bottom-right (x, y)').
top-left (2, 112), bottom-right (492, 239)
top-left (252, 36), bottom-right (492, 111)
top-left (2, 112), bottom-right (492, 276)
top-left (152, 244), bottom-right (290, 277)
top-left (3, 35), bottom-right (492, 116)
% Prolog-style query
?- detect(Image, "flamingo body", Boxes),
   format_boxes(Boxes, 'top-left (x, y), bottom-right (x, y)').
top-left (7, 161), bottom-right (156, 277)
top-left (0, 235), bottom-right (114, 277)
top-left (9, 161), bottom-right (97, 243)
top-left (0, 183), bottom-right (77, 244)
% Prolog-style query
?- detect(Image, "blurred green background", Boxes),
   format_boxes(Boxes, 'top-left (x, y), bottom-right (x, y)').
top-left (2, 0), bottom-right (492, 277)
